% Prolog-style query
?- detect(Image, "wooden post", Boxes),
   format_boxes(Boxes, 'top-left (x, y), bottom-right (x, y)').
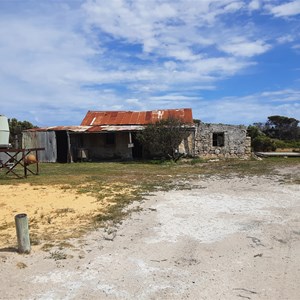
top-left (35, 149), bottom-right (39, 174)
top-left (15, 214), bottom-right (31, 254)
top-left (22, 149), bottom-right (27, 178)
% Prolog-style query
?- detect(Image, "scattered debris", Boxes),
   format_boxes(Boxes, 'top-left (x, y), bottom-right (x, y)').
top-left (237, 294), bottom-right (251, 299)
top-left (0, 255), bottom-right (7, 263)
top-left (247, 236), bottom-right (265, 247)
top-left (102, 228), bottom-right (117, 241)
top-left (16, 262), bottom-right (27, 269)
top-left (150, 259), bottom-right (167, 263)
top-left (254, 253), bottom-right (263, 258)
top-left (234, 288), bottom-right (258, 299)
top-left (273, 237), bottom-right (288, 244)
top-left (233, 288), bottom-right (258, 294)
top-left (149, 208), bottom-right (157, 211)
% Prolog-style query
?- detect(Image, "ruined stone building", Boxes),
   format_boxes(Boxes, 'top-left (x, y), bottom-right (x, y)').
top-left (193, 122), bottom-right (251, 159)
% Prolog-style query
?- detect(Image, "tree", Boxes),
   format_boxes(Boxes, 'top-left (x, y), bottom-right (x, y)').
top-left (247, 125), bottom-right (262, 140)
top-left (248, 115), bottom-right (300, 151)
top-left (247, 125), bottom-right (276, 152)
top-left (136, 117), bottom-right (191, 161)
top-left (265, 115), bottom-right (299, 140)
top-left (8, 118), bottom-right (37, 147)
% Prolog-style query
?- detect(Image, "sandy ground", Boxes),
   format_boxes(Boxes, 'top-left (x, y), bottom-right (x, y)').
top-left (0, 184), bottom-right (102, 248)
top-left (0, 166), bottom-right (299, 299)
top-left (0, 183), bottom-right (136, 249)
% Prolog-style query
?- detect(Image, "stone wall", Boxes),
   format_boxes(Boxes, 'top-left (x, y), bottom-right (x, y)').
top-left (194, 122), bottom-right (251, 159)
top-left (178, 130), bottom-right (195, 156)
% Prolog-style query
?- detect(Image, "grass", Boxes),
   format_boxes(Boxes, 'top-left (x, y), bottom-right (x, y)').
top-left (1, 157), bottom-right (299, 249)
top-left (46, 250), bottom-right (67, 261)
top-left (1, 156), bottom-right (299, 199)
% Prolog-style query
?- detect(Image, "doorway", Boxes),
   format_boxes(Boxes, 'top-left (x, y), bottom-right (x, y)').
top-left (132, 133), bottom-right (143, 159)
top-left (55, 131), bottom-right (68, 163)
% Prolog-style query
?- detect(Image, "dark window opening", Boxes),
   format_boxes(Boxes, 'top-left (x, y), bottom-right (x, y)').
top-left (213, 132), bottom-right (225, 147)
top-left (106, 133), bottom-right (115, 145)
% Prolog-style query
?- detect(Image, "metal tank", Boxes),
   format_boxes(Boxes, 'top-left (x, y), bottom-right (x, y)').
top-left (0, 115), bottom-right (10, 148)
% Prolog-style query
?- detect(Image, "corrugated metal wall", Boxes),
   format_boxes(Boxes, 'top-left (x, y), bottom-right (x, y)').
top-left (22, 131), bottom-right (57, 162)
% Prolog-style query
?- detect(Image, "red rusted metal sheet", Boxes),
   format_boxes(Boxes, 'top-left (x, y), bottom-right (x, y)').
top-left (24, 109), bottom-right (194, 134)
top-left (137, 112), bottom-right (146, 124)
top-left (129, 112), bottom-right (138, 124)
top-left (80, 109), bottom-right (193, 126)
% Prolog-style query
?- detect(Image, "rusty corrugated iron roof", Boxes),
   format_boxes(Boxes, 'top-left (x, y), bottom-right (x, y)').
top-left (80, 108), bottom-right (193, 126)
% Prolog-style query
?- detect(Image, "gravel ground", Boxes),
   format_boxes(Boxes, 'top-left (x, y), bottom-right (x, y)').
top-left (0, 166), bottom-right (299, 300)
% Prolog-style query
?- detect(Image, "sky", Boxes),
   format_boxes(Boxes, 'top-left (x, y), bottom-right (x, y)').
top-left (0, 0), bottom-right (300, 127)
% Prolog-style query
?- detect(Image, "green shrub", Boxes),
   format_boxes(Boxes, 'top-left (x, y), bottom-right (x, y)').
top-left (273, 139), bottom-right (287, 149)
top-left (252, 135), bottom-right (276, 152)
top-left (273, 139), bottom-right (300, 149)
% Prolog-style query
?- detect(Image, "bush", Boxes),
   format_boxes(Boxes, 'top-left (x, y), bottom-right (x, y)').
top-left (273, 139), bottom-right (300, 149)
top-left (137, 117), bottom-right (191, 161)
top-left (273, 139), bottom-right (287, 149)
top-left (252, 135), bottom-right (276, 152)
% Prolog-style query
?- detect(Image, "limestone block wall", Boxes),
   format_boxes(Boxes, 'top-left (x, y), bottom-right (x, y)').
top-left (195, 122), bottom-right (251, 159)
top-left (178, 131), bottom-right (195, 156)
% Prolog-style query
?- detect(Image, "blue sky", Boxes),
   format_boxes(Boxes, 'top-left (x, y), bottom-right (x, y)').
top-left (0, 0), bottom-right (299, 126)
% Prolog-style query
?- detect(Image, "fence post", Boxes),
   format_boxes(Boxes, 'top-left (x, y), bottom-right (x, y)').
top-left (15, 213), bottom-right (31, 254)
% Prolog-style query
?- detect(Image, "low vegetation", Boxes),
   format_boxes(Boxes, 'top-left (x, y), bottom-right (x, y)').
top-left (248, 115), bottom-right (300, 152)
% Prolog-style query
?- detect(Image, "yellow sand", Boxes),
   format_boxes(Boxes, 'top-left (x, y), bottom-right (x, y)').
top-left (0, 183), bottom-right (135, 249)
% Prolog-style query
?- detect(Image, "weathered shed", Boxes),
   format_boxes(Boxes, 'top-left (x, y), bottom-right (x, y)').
top-left (22, 125), bottom-right (144, 162)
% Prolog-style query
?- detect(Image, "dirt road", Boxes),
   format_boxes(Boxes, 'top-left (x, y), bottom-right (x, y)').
top-left (1, 167), bottom-right (299, 299)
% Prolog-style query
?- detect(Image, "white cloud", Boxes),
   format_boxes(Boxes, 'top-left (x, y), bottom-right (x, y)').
top-left (261, 89), bottom-right (300, 102)
top-left (269, 1), bottom-right (300, 17)
top-left (149, 95), bottom-right (200, 102)
top-left (82, 0), bottom-right (269, 60)
top-left (248, 0), bottom-right (261, 11)
top-left (292, 44), bottom-right (300, 50)
top-left (223, 1), bottom-right (244, 12)
top-left (277, 35), bottom-right (294, 44)
top-left (219, 38), bottom-right (271, 57)
top-left (195, 89), bottom-right (300, 125)
top-left (190, 57), bottom-right (252, 76)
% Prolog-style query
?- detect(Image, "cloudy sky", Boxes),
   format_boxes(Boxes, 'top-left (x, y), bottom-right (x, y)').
top-left (0, 0), bottom-right (300, 126)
